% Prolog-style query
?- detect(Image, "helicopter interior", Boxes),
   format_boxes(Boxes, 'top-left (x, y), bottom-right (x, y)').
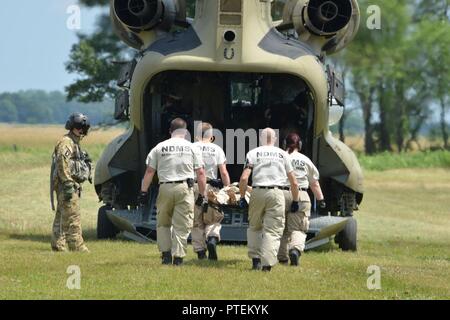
top-left (143, 71), bottom-right (315, 183)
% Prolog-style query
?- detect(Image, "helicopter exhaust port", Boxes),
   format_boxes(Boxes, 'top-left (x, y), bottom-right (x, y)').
top-left (128, 0), bottom-right (152, 17)
top-left (113, 0), bottom-right (164, 30)
top-left (305, 0), bottom-right (353, 35)
top-left (318, 1), bottom-right (339, 22)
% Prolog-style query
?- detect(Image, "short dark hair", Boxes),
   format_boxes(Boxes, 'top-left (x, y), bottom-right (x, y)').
top-left (170, 118), bottom-right (187, 133)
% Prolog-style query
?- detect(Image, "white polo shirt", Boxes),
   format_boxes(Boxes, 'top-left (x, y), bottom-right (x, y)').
top-left (146, 137), bottom-right (204, 183)
top-left (245, 145), bottom-right (293, 187)
top-left (193, 141), bottom-right (226, 180)
top-left (283, 151), bottom-right (320, 189)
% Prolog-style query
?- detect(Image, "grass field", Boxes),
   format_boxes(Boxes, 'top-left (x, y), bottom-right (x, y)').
top-left (0, 125), bottom-right (449, 300)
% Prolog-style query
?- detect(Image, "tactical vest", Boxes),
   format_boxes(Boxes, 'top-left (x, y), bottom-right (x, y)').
top-left (50, 140), bottom-right (92, 210)
top-left (50, 144), bottom-right (91, 184)
top-left (70, 145), bottom-right (92, 184)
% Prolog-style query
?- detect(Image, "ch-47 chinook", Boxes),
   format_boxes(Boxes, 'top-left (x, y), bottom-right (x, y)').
top-left (95, 0), bottom-right (364, 251)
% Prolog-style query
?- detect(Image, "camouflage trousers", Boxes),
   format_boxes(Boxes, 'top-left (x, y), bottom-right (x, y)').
top-left (51, 186), bottom-right (87, 252)
top-left (277, 190), bottom-right (311, 260)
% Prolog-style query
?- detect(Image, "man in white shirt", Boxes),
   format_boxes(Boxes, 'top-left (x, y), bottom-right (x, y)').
top-left (140, 118), bottom-right (207, 266)
top-left (239, 128), bottom-right (300, 272)
top-left (278, 132), bottom-right (326, 266)
top-left (192, 122), bottom-right (231, 261)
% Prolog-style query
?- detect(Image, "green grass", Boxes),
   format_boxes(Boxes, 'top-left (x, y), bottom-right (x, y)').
top-left (0, 126), bottom-right (449, 300)
top-left (0, 144), bottom-right (108, 172)
top-left (359, 150), bottom-right (450, 171)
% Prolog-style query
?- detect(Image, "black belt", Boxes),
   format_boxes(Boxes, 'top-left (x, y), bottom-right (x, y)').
top-left (160, 180), bottom-right (185, 184)
top-left (253, 186), bottom-right (283, 190)
top-left (279, 187), bottom-right (309, 191)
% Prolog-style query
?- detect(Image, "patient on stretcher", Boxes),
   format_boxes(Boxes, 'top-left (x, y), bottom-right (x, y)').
top-left (207, 183), bottom-right (252, 207)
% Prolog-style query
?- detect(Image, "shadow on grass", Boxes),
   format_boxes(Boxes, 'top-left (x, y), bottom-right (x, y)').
top-left (8, 228), bottom-right (99, 244)
top-left (309, 241), bottom-right (338, 253)
top-left (183, 258), bottom-right (244, 269)
top-left (9, 233), bottom-right (51, 243)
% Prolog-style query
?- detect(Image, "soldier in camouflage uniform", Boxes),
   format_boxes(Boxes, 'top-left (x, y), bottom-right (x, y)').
top-left (50, 113), bottom-right (92, 252)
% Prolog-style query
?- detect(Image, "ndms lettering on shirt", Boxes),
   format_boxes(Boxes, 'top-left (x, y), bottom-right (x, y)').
top-left (245, 146), bottom-right (293, 187)
top-left (192, 142), bottom-right (226, 180)
top-left (146, 137), bottom-right (204, 183)
top-left (283, 151), bottom-right (320, 188)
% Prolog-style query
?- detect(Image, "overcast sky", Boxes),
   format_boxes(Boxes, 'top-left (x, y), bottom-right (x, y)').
top-left (0, 0), bottom-right (105, 93)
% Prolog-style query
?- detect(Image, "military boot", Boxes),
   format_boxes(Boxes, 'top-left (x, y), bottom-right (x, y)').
top-left (51, 245), bottom-right (67, 253)
top-left (289, 249), bottom-right (301, 266)
top-left (252, 258), bottom-right (262, 270)
top-left (207, 236), bottom-right (219, 260)
top-left (197, 250), bottom-right (207, 260)
top-left (78, 245), bottom-right (90, 253)
top-left (68, 243), bottom-right (89, 252)
top-left (162, 251), bottom-right (172, 265)
top-left (173, 257), bottom-right (183, 266)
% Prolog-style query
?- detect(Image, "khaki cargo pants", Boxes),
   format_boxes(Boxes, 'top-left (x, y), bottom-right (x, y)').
top-left (156, 183), bottom-right (194, 258)
top-left (247, 188), bottom-right (285, 267)
top-left (51, 186), bottom-right (86, 251)
top-left (192, 184), bottom-right (223, 253)
top-left (278, 190), bottom-right (311, 261)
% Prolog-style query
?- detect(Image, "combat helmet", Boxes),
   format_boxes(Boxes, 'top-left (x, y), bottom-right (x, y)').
top-left (65, 113), bottom-right (90, 135)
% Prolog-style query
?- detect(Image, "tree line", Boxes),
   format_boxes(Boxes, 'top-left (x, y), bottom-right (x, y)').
top-left (0, 90), bottom-right (113, 125)
top-left (339, 0), bottom-right (449, 153)
top-left (65, 0), bottom-right (449, 153)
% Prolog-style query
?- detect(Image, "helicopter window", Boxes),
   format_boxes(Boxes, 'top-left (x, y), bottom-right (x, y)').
top-left (220, 0), bottom-right (243, 13)
top-left (231, 81), bottom-right (261, 108)
top-left (271, 0), bottom-right (288, 21)
top-left (186, 0), bottom-right (196, 19)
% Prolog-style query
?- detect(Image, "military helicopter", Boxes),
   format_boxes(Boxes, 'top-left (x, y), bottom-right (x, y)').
top-left (94, 0), bottom-right (364, 251)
